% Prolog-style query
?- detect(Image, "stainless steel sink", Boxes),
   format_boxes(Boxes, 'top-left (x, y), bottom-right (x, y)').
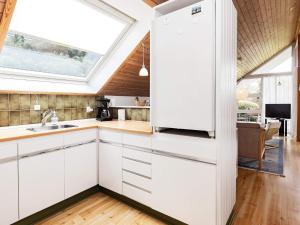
top-left (27, 124), bottom-right (78, 132)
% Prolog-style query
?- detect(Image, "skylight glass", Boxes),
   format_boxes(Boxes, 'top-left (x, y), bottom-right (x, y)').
top-left (0, 0), bottom-right (132, 78)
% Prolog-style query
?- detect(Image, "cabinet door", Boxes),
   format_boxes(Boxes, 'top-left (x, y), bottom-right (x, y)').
top-left (19, 150), bottom-right (65, 219)
top-left (152, 154), bottom-right (217, 225)
top-left (0, 161), bottom-right (18, 225)
top-left (65, 142), bottom-right (98, 198)
top-left (99, 142), bottom-right (122, 194)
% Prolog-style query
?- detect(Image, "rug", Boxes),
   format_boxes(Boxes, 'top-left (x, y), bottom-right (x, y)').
top-left (238, 139), bottom-right (284, 176)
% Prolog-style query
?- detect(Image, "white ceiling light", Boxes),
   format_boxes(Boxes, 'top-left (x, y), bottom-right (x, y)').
top-left (139, 43), bottom-right (149, 77)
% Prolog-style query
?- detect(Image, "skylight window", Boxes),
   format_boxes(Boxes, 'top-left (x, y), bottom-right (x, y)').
top-left (0, 0), bottom-right (133, 78)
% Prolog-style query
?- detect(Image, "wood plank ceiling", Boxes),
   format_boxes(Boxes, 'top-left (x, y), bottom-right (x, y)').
top-left (234, 0), bottom-right (300, 79)
top-left (98, 34), bottom-right (150, 97)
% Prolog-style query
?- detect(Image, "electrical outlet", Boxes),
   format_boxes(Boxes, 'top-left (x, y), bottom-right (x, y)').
top-left (34, 105), bottom-right (41, 111)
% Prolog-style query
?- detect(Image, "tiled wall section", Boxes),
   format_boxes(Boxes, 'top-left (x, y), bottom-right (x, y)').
top-left (111, 108), bottom-right (150, 122)
top-left (0, 94), bottom-right (96, 127)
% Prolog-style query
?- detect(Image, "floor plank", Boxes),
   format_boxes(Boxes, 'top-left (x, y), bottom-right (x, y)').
top-left (233, 138), bottom-right (300, 225)
top-left (38, 138), bottom-right (300, 225)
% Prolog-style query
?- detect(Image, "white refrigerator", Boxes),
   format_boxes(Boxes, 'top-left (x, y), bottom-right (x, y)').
top-left (151, 0), bottom-right (215, 136)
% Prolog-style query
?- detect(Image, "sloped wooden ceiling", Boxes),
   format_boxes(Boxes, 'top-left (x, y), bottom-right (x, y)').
top-left (234, 0), bottom-right (300, 79)
top-left (98, 34), bottom-right (150, 97)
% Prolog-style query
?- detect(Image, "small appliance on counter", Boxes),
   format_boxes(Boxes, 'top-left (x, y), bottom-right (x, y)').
top-left (96, 97), bottom-right (112, 121)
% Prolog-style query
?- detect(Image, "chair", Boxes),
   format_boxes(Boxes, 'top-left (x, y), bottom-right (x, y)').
top-left (237, 122), bottom-right (266, 170)
top-left (265, 121), bottom-right (281, 149)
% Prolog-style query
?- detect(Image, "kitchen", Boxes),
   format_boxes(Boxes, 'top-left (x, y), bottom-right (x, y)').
top-left (0, 0), bottom-right (237, 225)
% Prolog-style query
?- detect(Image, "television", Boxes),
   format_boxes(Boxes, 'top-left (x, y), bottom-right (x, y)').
top-left (265, 104), bottom-right (291, 119)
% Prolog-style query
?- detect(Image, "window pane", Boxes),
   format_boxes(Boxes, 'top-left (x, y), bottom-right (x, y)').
top-left (0, 0), bottom-right (132, 78)
top-left (0, 32), bottom-right (102, 77)
top-left (237, 78), bottom-right (262, 122)
top-left (9, 0), bottom-right (128, 54)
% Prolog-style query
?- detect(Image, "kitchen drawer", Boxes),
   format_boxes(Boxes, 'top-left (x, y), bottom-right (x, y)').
top-left (99, 129), bottom-right (122, 144)
top-left (123, 182), bottom-right (151, 207)
top-left (64, 129), bottom-right (97, 146)
top-left (123, 147), bottom-right (152, 164)
top-left (152, 133), bottom-right (217, 164)
top-left (123, 133), bottom-right (151, 149)
top-left (0, 142), bottom-right (17, 160)
top-left (18, 135), bottom-right (63, 155)
top-left (123, 158), bottom-right (151, 178)
top-left (123, 170), bottom-right (151, 192)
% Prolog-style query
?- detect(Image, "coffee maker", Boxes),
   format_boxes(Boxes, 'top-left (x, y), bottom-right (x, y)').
top-left (96, 97), bottom-right (112, 121)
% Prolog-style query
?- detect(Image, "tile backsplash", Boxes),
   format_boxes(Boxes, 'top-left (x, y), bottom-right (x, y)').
top-left (111, 108), bottom-right (150, 122)
top-left (0, 94), bottom-right (96, 127)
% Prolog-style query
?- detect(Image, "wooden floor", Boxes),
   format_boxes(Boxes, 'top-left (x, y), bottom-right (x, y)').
top-left (38, 138), bottom-right (300, 225)
top-left (233, 138), bottom-right (300, 225)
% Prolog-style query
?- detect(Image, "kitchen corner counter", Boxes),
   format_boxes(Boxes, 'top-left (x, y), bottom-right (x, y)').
top-left (0, 120), bottom-right (153, 143)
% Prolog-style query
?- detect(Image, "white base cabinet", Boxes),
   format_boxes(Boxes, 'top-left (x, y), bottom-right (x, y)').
top-left (19, 150), bottom-right (65, 219)
top-left (0, 161), bottom-right (18, 225)
top-left (152, 154), bottom-right (217, 225)
top-left (65, 142), bottom-right (98, 198)
top-left (0, 142), bottom-right (18, 225)
top-left (99, 142), bottom-right (122, 194)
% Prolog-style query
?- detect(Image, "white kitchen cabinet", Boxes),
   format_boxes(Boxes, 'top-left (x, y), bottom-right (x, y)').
top-left (152, 154), bottom-right (217, 225)
top-left (64, 129), bottom-right (97, 146)
top-left (0, 142), bottom-right (18, 225)
top-left (65, 142), bottom-right (98, 198)
top-left (19, 150), bottom-right (65, 219)
top-left (98, 142), bottom-right (122, 194)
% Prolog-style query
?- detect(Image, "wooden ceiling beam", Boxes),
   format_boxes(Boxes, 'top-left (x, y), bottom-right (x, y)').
top-left (0, 0), bottom-right (16, 51)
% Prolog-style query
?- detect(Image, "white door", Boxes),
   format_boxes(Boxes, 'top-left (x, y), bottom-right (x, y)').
top-left (152, 154), bottom-right (217, 225)
top-left (99, 142), bottom-right (122, 194)
top-left (151, 0), bottom-right (215, 132)
top-left (0, 161), bottom-right (18, 225)
top-left (65, 142), bottom-right (98, 198)
top-left (19, 150), bottom-right (65, 219)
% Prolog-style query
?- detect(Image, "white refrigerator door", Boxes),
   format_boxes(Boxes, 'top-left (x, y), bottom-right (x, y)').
top-left (151, 0), bottom-right (215, 132)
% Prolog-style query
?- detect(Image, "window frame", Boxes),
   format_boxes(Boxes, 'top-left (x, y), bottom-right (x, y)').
top-left (0, 0), bottom-right (135, 83)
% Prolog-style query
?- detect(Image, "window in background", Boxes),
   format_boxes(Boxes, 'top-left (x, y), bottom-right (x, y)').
top-left (0, 0), bottom-right (133, 79)
top-left (237, 78), bottom-right (262, 122)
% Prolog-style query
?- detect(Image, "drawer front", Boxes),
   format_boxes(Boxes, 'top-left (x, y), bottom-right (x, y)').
top-left (123, 158), bottom-right (151, 178)
top-left (123, 147), bottom-right (152, 164)
top-left (99, 129), bottom-right (122, 144)
top-left (64, 129), bottom-right (97, 146)
top-left (0, 142), bottom-right (17, 160)
top-left (123, 170), bottom-right (151, 192)
top-left (18, 135), bottom-right (63, 155)
top-left (123, 133), bottom-right (151, 149)
top-left (152, 133), bottom-right (217, 164)
top-left (123, 182), bottom-right (151, 207)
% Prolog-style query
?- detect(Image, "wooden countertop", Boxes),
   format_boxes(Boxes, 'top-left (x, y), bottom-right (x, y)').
top-left (0, 120), bottom-right (153, 143)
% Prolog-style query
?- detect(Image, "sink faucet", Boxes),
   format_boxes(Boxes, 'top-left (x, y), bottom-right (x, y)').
top-left (41, 110), bottom-right (54, 126)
